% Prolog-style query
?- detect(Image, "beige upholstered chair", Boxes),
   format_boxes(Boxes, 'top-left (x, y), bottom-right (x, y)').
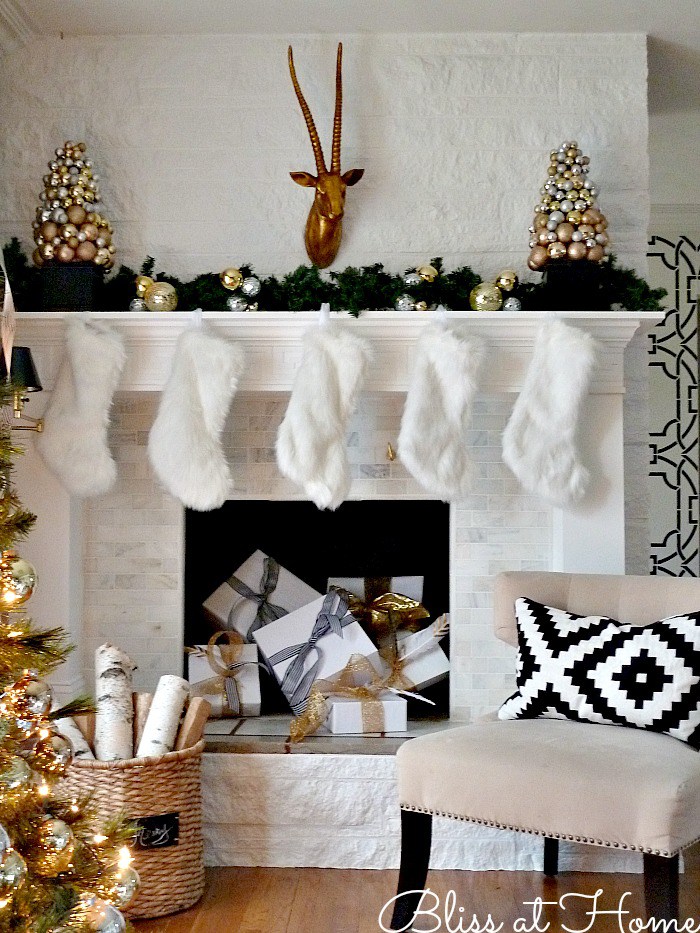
top-left (390, 572), bottom-right (700, 930)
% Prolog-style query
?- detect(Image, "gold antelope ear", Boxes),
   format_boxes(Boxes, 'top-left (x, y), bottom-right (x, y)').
top-left (290, 171), bottom-right (318, 187)
top-left (342, 168), bottom-right (364, 186)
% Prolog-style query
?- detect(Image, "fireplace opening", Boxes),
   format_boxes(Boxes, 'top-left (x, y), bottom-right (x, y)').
top-left (185, 499), bottom-right (451, 723)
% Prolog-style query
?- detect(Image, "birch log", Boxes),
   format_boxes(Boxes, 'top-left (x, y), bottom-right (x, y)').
top-left (133, 692), bottom-right (153, 752)
top-left (136, 675), bottom-right (190, 758)
top-left (94, 644), bottom-right (136, 761)
top-left (54, 717), bottom-right (95, 760)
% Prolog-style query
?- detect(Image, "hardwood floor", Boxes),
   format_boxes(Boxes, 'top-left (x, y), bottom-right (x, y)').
top-left (132, 865), bottom-right (700, 932)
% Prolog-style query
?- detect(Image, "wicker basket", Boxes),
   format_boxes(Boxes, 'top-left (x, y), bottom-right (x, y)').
top-left (60, 739), bottom-right (206, 919)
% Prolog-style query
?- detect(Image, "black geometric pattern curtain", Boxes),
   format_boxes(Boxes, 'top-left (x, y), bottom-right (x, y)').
top-left (647, 237), bottom-right (699, 576)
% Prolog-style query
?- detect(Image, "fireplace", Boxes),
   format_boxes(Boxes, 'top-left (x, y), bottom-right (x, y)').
top-left (185, 498), bottom-right (451, 719)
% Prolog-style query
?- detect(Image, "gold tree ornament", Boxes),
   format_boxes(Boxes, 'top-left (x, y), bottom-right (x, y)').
top-left (0, 849), bottom-right (27, 900)
top-left (0, 550), bottom-right (37, 607)
top-left (32, 817), bottom-right (75, 876)
top-left (416, 264), bottom-right (439, 283)
top-left (495, 269), bottom-right (518, 292)
top-left (135, 275), bottom-right (154, 298)
top-left (288, 42), bottom-right (364, 268)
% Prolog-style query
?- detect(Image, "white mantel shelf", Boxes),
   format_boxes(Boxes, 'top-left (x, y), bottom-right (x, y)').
top-left (16, 309), bottom-right (663, 394)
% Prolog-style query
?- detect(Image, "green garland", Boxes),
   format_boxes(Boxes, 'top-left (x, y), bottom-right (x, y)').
top-left (1, 237), bottom-right (667, 317)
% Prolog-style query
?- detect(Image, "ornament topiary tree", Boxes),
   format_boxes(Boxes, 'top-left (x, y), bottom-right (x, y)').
top-left (527, 140), bottom-right (610, 272)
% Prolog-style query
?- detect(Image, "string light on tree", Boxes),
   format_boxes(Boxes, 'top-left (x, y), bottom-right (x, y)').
top-left (527, 140), bottom-right (611, 272)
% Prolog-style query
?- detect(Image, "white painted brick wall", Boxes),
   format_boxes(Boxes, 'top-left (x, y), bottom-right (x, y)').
top-left (0, 33), bottom-right (648, 279)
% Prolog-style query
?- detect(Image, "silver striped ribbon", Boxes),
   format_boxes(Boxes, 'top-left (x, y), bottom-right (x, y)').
top-left (227, 556), bottom-right (287, 640)
top-left (270, 590), bottom-right (354, 715)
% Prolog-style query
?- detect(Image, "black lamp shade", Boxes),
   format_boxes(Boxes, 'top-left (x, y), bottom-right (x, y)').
top-left (0, 347), bottom-right (42, 392)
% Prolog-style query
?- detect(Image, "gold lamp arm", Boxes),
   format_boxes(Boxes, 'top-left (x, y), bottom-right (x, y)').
top-left (12, 389), bottom-right (43, 433)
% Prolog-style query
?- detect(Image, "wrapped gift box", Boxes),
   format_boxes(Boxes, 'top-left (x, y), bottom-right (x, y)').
top-left (327, 575), bottom-right (424, 603)
top-left (187, 643), bottom-right (261, 717)
top-left (396, 615), bottom-right (450, 691)
top-left (253, 592), bottom-right (380, 713)
top-left (323, 691), bottom-right (407, 734)
top-left (204, 550), bottom-right (322, 641)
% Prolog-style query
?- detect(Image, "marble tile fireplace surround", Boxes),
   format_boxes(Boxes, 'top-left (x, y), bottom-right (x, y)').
top-left (14, 308), bottom-right (658, 870)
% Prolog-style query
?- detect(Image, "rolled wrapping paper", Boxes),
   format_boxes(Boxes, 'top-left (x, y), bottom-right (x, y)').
top-left (94, 643), bottom-right (137, 761)
top-left (54, 717), bottom-right (95, 760)
top-left (136, 675), bottom-right (190, 758)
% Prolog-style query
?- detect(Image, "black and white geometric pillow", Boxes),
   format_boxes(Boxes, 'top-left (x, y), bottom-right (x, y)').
top-left (498, 597), bottom-right (700, 749)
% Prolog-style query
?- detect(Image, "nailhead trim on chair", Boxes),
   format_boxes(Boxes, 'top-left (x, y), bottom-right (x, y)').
top-left (398, 804), bottom-right (689, 857)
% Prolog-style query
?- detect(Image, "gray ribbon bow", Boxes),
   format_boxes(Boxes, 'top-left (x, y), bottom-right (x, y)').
top-left (270, 590), bottom-right (355, 715)
top-left (227, 556), bottom-right (287, 640)
top-left (223, 658), bottom-right (267, 716)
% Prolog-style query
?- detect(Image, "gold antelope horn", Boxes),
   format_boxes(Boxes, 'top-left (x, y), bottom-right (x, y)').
top-left (288, 45), bottom-right (327, 174)
top-left (330, 42), bottom-right (343, 174)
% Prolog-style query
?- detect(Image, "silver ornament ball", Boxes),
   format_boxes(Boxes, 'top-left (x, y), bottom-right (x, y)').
top-left (129, 298), bottom-right (147, 312)
top-left (403, 272), bottom-right (423, 287)
top-left (227, 295), bottom-right (249, 312)
top-left (241, 276), bottom-right (261, 298)
top-left (502, 296), bottom-right (522, 312)
top-left (395, 293), bottom-right (416, 312)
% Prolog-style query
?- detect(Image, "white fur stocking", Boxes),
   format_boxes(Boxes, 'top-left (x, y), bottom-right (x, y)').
top-left (502, 317), bottom-right (598, 506)
top-left (37, 315), bottom-right (126, 498)
top-left (398, 321), bottom-right (485, 500)
top-left (276, 318), bottom-right (372, 510)
top-left (148, 322), bottom-right (244, 511)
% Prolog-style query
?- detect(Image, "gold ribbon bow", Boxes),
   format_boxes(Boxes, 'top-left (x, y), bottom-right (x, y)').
top-left (288, 647), bottom-right (416, 744)
top-left (188, 631), bottom-right (255, 717)
top-left (336, 584), bottom-right (430, 647)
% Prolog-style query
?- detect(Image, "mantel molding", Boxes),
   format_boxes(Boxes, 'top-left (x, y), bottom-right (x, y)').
top-left (16, 309), bottom-right (663, 395)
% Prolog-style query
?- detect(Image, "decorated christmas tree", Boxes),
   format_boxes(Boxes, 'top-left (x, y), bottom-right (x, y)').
top-left (31, 141), bottom-right (115, 271)
top-left (527, 140), bottom-right (610, 272)
top-left (0, 381), bottom-right (138, 931)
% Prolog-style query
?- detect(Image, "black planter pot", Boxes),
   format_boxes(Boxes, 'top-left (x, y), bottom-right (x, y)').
top-left (539, 259), bottom-right (608, 311)
top-left (39, 262), bottom-right (105, 312)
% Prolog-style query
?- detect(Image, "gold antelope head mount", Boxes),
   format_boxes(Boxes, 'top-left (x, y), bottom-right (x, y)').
top-left (288, 42), bottom-right (364, 269)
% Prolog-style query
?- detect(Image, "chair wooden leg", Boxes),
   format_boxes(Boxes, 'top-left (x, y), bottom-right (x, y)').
top-left (543, 837), bottom-right (559, 877)
top-left (643, 853), bottom-right (679, 923)
top-left (390, 809), bottom-right (433, 931)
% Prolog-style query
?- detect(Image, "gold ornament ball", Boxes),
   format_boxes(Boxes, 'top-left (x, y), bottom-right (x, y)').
top-left (75, 241), bottom-right (98, 262)
top-left (567, 241), bottom-right (587, 261)
top-left (32, 248), bottom-right (44, 267)
top-left (469, 282), bottom-right (503, 312)
top-left (416, 264), bottom-right (439, 283)
top-left (587, 244), bottom-right (605, 262)
top-left (109, 865), bottom-right (140, 908)
top-left (56, 244), bottom-right (75, 263)
top-left (1, 675), bottom-right (52, 721)
top-left (414, 300), bottom-right (429, 312)
top-left (144, 281), bottom-right (178, 312)
top-left (0, 757), bottom-right (33, 792)
top-left (66, 204), bottom-right (87, 226)
top-left (0, 551), bottom-right (37, 607)
top-left (135, 275), bottom-right (154, 298)
top-left (31, 731), bottom-right (74, 775)
top-left (495, 269), bottom-right (518, 292)
top-left (34, 818), bottom-right (75, 877)
top-left (94, 247), bottom-right (111, 266)
top-left (40, 221), bottom-right (58, 240)
top-left (220, 267), bottom-right (243, 291)
top-left (0, 849), bottom-right (27, 898)
top-left (555, 222), bottom-right (575, 243)
top-left (528, 246), bottom-right (549, 270)
top-left (547, 242), bottom-right (568, 260)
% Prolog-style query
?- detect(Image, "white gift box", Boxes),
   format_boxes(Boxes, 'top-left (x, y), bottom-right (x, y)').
top-left (324, 691), bottom-right (407, 734)
top-left (187, 643), bottom-right (262, 717)
top-left (328, 575), bottom-right (424, 603)
top-left (204, 549), bottom-right (322, 640)
top-left (397, 616), bottom-right (450, 691)
top-left (252, 593), bottom-right (380, 712)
